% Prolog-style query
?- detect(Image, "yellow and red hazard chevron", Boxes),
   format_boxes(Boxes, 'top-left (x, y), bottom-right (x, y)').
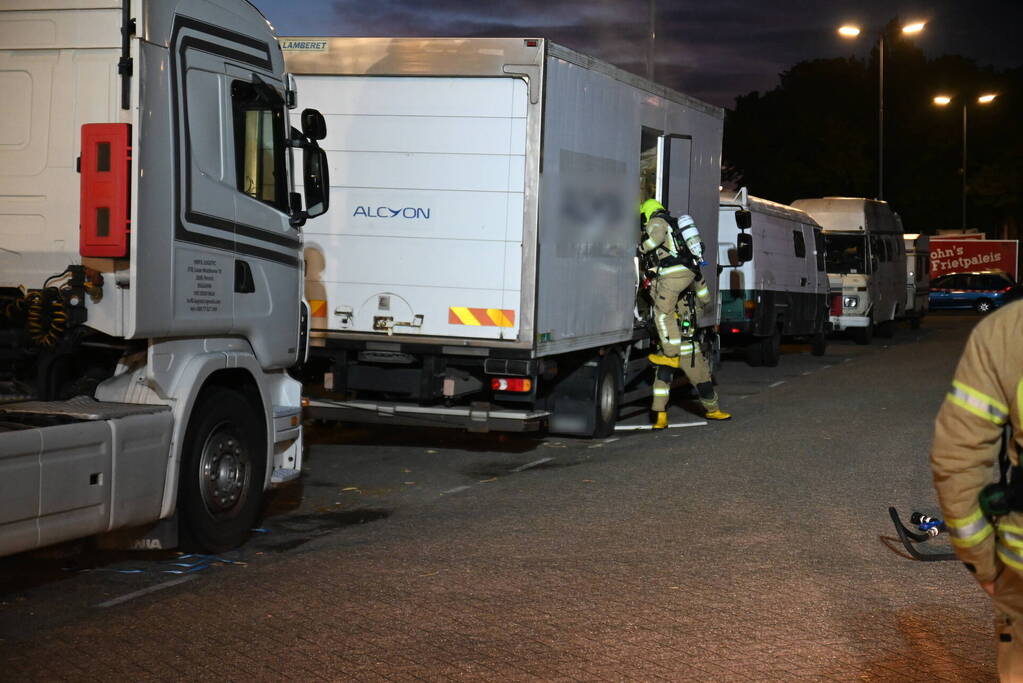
top-left (308, 299), bottom-right (327, 318)
top-left (448, 307), bottom-right (515, 328)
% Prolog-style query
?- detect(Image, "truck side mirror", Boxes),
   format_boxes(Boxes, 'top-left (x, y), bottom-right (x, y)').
top-left (735, 210), bottom-right (752, 230)
top-left (301, 108), bottom-right (327, 141)
top-left (303, 146), bottom-right (330, 218)
top-left (736, 232), bottom-right (753, 264)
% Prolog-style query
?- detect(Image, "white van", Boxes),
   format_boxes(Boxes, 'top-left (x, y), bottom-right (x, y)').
top-left (791, 197), bottom-right (906, 344)
top-left (904, 234), bottom-right (930, 329)
top-left (719, 189), bottom-right (830, 365)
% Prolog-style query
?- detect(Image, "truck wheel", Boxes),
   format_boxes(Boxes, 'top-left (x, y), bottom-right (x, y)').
top-left (761, 328), bottom-right (781, 367)
top-left (593, 354), bottom-right (621, 438)
top-left (853, 320), bottom-right (873, 345)
top-left (745, 340), bottom-right (764, 367)
top-left (810, 332), bottom-right (827, 357)
top-left (178, 387), bottom-right (266, 552)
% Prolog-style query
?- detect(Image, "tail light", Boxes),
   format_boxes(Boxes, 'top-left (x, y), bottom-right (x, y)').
top-left (80, 123), bottom-right (131, 257)
top-left (491, 377), bottom-right (532, 392)
top-left (743, 300), bottom-right (756, 319)
top-left (830, 293), bottom-right (843, 316)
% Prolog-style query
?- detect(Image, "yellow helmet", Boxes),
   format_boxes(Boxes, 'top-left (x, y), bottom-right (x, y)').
top-left (640, 198), bottom-right (665, 224)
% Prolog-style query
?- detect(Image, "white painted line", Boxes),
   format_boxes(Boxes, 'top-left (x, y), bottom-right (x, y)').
top-left (768, 380), bottom-right (786, 388)
top-left (95, 575), bottom-right (196, 608)
top-left (843, 357), bottom-right (853, 363)
top-left (801, 371), bottom-right (813, 376)
top-left (822, 364), bottom-right (832, 369)
top-left (511, 457), bottom-right (553, 472)
top-left (441, 485), bottom-right (472, 495)
top-left (615, 421), bottom-right (708, 432)
top-left (603, 437), bottom-right (620, 444)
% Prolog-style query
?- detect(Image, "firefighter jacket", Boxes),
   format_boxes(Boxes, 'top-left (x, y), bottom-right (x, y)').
top-left (640, 214), bottom-right (711, 307)
top-left (931, 301), bottom-right (1023, 583)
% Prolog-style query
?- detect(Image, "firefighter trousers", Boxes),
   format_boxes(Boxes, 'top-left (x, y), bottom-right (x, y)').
top-left (993, 568), bottom-right (1023, 681)
top-left (650, 273), bottom-right (718, 414)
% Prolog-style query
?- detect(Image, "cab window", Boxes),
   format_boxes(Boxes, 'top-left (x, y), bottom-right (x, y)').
top-left (792, 230), bottom-right (806, 258)
top-left (231, 80), bottom-right (287, 211)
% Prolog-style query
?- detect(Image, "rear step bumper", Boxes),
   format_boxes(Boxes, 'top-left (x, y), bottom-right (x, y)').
top-left (304, 398), bottom-right (548, 433)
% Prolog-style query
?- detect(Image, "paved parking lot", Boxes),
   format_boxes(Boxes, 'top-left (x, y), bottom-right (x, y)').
top-left (0, 313), bottom-right (999, 680)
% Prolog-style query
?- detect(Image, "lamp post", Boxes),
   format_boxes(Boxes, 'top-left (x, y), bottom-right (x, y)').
top-left (838, 21), bottom-right (926, 201)
top-left (933, 93), bottom-right (999, 232)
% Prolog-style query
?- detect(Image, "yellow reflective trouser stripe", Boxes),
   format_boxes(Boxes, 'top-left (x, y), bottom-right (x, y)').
top-left (659, 265), bottom-right (690, 276)
top-left (1000, 529), bottom-right (1023, 551)
top-left (947, 380), bottom-right (1009, 424)
top-left (947, 507), bottom-right (994, 548)
top-left (999, 543), bottom-right (1023, 571)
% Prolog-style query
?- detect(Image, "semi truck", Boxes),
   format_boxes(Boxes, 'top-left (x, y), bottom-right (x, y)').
top-left (283, 37), bottom-right (724, 438)
top-left (0, 0), bottom-right (330, 558)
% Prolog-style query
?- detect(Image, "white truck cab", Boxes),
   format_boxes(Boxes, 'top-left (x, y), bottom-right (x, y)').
top-left (0, 0), bottom-right (330, 557)
top-left (792, 197), bottom-right (905, 345)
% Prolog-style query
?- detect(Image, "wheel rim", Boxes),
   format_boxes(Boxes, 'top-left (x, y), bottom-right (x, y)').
top-left (979, 301), bottom-right (991, 313)
top-left (198, 422), bottom-right (251, 518)
top-left (598, 369), bottom-right (616, 423)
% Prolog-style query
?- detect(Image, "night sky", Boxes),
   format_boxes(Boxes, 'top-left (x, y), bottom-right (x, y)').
top-left (253, 0), bottom-right (1023, 108)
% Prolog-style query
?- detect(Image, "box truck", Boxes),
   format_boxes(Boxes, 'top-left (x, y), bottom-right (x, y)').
top-left (0, 0), bottom-right (330, 558)
top-left (284, 38), bottom-right (724, 437)
top-left (904, 233), bottom-right (930, 328)
top-left (791, 197), bottom-right (905, 345)
top-left (718, 189), bottom-right (829, 366)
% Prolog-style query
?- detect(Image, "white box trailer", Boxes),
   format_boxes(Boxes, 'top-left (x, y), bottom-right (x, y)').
top-left (792, 197), bottom-right (906, 345)
top-left (0, 0), bottom-right (330, 558)
top-left (718, 188), bottom-right (830, 366)
top-left (284, 38), bottom-right (724, 437)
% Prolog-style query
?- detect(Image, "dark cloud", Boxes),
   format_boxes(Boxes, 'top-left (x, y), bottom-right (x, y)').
top-left (256, 0), bottom-right (1023, 107)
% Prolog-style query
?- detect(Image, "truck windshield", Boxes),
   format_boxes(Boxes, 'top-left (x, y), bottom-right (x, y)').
top-left (824, 234), bottom-right (867, 274)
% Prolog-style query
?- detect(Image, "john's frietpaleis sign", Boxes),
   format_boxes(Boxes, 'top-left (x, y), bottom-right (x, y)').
top-left (930, 239), bottom-right (1019, 280)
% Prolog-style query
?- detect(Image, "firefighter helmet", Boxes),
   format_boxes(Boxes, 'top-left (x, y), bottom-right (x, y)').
top-left (640, 199), bottom-right (665, 224)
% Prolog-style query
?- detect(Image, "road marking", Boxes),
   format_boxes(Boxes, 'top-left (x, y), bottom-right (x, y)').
top-left (95, 575), bottom-right (196, 608)
top-left (801, 371), bottom-right (813, 376)
top-left (441, 485), bottom-right (472, 495)
top-left (769, 380), bottom-right (786, 388)
top-left (822, 364), bottom-right (832, 369)
top-left (511, 457), bottom-right (553, 472)
top-left (843, 357), bottom-right (853, 363)
top-left (615, 421), bottom-right (707, 431)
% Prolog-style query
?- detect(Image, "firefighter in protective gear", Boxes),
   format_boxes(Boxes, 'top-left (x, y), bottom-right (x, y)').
top-left (639, 199), bottom-right (730, 428)
top-left (931, 302), bottom-right (1023, 680)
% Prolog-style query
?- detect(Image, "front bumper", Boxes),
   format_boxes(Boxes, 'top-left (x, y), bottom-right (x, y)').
top-left (830, 314), bottom-right (870, 330)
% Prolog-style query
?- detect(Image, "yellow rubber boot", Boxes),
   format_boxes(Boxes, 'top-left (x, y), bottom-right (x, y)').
top-left (705, 409), bottom-right (732, 421)
top-left (653, 412), bottom-right (669, 429)
top-left (648, 353), bottom-right (680, 368)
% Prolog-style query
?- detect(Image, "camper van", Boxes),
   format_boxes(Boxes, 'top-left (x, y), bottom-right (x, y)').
top-left (904, 234), bottom-right (930, 329)
top-left (718, 189), bottom-right (829, 366)
top-left (791, 198), bottom-right (905, 345)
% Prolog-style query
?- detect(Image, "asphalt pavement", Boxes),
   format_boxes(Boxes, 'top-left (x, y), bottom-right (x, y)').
top-left (0, 312), bottom-right (1000, 680)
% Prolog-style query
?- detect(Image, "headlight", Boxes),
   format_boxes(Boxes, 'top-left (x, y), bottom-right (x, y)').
top-left (843, 295), bottom-right (859, 308)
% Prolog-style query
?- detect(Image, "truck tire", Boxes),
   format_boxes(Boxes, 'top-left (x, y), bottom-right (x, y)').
top-left (178, 387), bottom-right (266, 552)
top-left (810, 331), bottom-right (827, 356)
top-left (745, 340), bottom-right (764, 367)
top-left (593, 354), bottom-right (622, 438)
top-left (853, 319), bottom-right (873, 345)
top-left (761, 328), bottom-right (781, 367)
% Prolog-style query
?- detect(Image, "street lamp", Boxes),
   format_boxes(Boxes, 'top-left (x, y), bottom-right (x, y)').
top-left (838, 20), bottom-right (927, 201)
top-left (932, 93), bottom-right (999, 231)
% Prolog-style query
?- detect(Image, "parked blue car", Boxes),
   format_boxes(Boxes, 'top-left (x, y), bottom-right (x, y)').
top-left (929, 271), bottom-right (1022, 313)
